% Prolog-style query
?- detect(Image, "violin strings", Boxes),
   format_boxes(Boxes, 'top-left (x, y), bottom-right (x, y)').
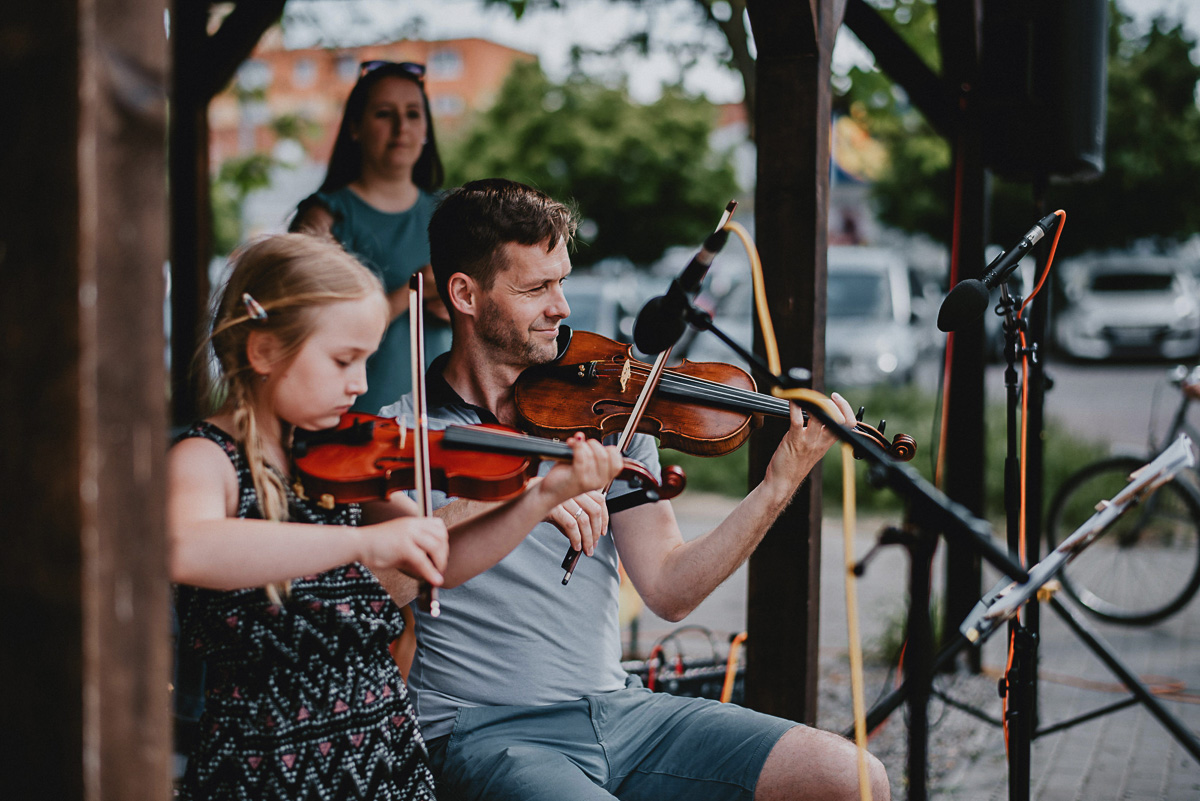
top-left (582, 362), bottom-right (789, 417)
top-left (575, 363), bottom-right (841, 431)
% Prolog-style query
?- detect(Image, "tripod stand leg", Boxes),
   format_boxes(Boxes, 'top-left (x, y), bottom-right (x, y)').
top-left (1005, 624), bottom-right (1037, 801)
top-left (907, 544), bottom-right (932, 801)
top-left (852, 636), bottom-right (971, 738)
top-left (1049, 596), bottom-right (1200, 763)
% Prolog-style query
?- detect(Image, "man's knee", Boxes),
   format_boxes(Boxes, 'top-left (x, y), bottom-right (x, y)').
top-left (755, 725), bottom-right (891, 801)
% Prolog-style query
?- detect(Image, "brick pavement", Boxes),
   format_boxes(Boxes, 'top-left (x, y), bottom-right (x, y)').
top-left (627, 496), bottom-right (1200, 800)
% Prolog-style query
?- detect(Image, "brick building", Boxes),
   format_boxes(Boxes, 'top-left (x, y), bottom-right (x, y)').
top-left (209, 29), bottom-right (538, 166)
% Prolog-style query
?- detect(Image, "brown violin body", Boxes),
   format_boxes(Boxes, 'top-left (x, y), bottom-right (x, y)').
top-left (293, 412), bottom-right (682, 507)
top-left (514, 328), bottom-right (917, 462)
top-left (515, 329), bottom-right (756, 457)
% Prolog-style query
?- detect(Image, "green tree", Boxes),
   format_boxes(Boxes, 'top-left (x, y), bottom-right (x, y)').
top-left (443, 60), bottom-right (739, 265)
top-left (852, 1), bottom-right (1200, 255)
top-left (486, 0), bottom-right (756, 134)
top-left (211, 103), bottom-right (321, 255)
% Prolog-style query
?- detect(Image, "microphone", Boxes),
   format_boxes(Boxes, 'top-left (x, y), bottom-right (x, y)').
top-left (937, 213), bottom-right (1059, 332)
top-left (633, 228), bottom-right (730, 354)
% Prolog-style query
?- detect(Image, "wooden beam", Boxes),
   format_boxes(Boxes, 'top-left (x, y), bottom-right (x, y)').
top-left (743, 0), bottom-right (841, 725)
top-left (169, 0), bottom-right (213, 425)
top-left (0, 0), bottom-right (170, 797)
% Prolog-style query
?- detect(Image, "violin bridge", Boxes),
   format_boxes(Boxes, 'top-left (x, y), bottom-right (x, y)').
top-left (619, 359), bottom-right (632, 393)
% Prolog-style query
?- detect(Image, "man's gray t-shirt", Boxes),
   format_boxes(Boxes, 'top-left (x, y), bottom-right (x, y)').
top-left (380, 356), bottom-right (662, 741)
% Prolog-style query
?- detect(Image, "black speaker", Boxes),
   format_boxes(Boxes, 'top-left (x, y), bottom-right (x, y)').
top-left (980, 0), bottom-right (1108, 182)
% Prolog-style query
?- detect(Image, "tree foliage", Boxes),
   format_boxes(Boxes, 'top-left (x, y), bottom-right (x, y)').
top-left (1019, 6), bottom-right (1200, 253)
top-left (211, 111), bottom-right (320, 255)
top-left (847, 0), bottom-right (1200, 255)
top-left (486, 0), bottom-right (756, 133)
top-left (442, 60), bottom-right (739, 266)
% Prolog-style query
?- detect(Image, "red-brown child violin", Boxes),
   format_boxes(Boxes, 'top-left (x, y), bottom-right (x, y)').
top-left (291, 413), bottom-right (684, 509)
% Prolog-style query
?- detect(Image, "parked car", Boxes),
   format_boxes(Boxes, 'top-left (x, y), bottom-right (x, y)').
top-left (825, 246), bottom-right (923, 386)
top-left (674, 245), bottom-right (924, 387)
top-left (1054, 255), bottom-right (1200, 361)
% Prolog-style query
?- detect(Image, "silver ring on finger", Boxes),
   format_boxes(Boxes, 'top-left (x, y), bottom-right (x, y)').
top-left (573, 506), bottom-right (586, 520)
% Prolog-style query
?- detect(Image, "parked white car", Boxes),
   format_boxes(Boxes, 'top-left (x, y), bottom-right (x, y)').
top-left (825, 246), bottom-right (923, 386)
top-left (1054, 255), bottom-right (1200, 361)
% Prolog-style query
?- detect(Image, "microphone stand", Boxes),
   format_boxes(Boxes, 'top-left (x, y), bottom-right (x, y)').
top-left (860, 265), bottom-right (1200, 801)
top-left (678, 300), bottom-right (1029, 801)
top-left (997, 280), bottom-right (1036, 800)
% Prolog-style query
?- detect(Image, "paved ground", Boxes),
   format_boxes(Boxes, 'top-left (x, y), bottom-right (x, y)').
top-left (624, 496), bottom-right (1200, 800)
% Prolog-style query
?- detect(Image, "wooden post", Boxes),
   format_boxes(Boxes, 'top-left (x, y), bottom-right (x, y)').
top-left (937, 0), bottom-right (988, 673)
top-left (168, 0), bottom-right (287, 425)
top-left (743, 0), bottom-right (841, 724)
top-left (0, 0), bottom-right (170, 797)
top-left (169, 0), bottom-right (214, 425)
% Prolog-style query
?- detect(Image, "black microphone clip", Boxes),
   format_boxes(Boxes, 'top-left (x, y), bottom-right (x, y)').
top-left (632, 228), bottom-right (730, 355)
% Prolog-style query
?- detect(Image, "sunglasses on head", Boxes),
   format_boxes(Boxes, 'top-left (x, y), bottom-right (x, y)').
top-left (359, 60), bottom-right (426, 81)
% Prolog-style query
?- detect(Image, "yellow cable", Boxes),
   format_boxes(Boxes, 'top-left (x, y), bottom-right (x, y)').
top-left (842, 442), bottom-right (872, 801)
top-left (721, 632), bottom-right (748, 703)
top-left (726, 220), bottom-right (872, 801)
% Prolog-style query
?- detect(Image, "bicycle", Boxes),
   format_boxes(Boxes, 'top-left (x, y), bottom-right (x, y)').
top-left (1044, 364), bottom-right (1200, 625)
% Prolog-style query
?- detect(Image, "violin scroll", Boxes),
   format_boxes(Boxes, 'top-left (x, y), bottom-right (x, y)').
top-left (658, 465), bottom-right (687, 500)
top-left (850, 407), bottom-right (917, 463)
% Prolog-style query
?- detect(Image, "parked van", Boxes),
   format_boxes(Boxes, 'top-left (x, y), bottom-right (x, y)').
top-left (1054, 255), bottom-right (1200, 361)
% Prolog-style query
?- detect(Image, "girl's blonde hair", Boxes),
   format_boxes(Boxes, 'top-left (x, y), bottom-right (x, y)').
top-left (202, 233), bottom-right (386, 604)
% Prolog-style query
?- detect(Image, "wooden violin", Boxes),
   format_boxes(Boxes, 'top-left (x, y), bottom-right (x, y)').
top-left (291, 413), bottom-right (685, 509)
top-left (513, 327), bottom-right (917, 462)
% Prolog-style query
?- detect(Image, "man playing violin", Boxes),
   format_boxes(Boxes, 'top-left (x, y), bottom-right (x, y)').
top-left (379, 178), bottom-right (889, 801)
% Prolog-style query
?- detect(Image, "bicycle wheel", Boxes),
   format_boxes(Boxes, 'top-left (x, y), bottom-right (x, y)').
top-left (1046, 456), bottom-right (1200, 625)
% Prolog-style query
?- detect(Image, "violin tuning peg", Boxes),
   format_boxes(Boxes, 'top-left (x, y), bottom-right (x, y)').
top-left (855, 406), bottom-right (865, 422)
top-left (877, 419), bottom-right (886, 435)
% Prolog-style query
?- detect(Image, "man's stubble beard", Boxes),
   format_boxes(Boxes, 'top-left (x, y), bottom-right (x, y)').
top-left (475, 298), bottom-right (559, 368)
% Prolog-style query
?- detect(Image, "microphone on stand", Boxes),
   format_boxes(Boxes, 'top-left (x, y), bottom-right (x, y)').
top-left (937, 213), bottom-right (1059, 332)
top-left (632, 228), bottom-right (730, 355)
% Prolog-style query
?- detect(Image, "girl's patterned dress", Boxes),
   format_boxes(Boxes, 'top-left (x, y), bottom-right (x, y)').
top-left (174, 422), bottom-right (436, 801)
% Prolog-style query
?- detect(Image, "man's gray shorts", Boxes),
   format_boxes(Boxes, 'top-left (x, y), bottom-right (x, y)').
top-left (426, 680), bottom-right (797, 801)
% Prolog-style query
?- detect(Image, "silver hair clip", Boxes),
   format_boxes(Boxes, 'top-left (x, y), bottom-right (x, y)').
top-left (242, 292), bottom-right (268, 322)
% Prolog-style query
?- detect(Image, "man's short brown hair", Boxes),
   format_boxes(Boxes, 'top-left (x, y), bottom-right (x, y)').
top-left (428, 179), bottom-right (578, 316)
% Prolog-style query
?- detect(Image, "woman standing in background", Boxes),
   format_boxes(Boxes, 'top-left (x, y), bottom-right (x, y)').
top-left (291, 60), bottom-right (451, 413)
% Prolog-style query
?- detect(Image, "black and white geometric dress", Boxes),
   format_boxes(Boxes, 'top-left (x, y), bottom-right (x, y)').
top-left (174, 422), bottom-right (436, 801)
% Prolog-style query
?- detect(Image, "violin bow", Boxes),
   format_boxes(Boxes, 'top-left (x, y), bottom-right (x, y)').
top-left (560, 200), bottom-right (738, 585)
top-left (410, 272), bottom-right (441, 617)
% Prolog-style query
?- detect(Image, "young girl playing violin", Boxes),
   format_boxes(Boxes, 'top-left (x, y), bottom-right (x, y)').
top-left (168, 233), bottom-right (624, 801)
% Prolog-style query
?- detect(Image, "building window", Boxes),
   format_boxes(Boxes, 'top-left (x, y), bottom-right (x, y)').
top-left (293, 58), bottom-right (316, 89)
top-left (432, 94), bottom-right (465, 117)
top-left (428, 48), bottom-right (463, 80)
top-left (237, 59), bottom-right (272, 91)
top-left (337, 55), bottom-right (358, 83)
